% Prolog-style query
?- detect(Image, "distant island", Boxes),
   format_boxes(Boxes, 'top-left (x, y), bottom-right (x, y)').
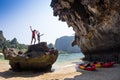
top-left (55, 36), bottom-right (81, 53)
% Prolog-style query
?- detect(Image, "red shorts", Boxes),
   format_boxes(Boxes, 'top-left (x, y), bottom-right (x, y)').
top-left (32, 35), bottom-right (35, 39)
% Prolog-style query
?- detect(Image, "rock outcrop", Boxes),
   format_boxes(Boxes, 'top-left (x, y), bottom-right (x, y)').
top-left (51, 0), bottom-right (120, 63)
top-left (2, 42), bottom-right (58, 71)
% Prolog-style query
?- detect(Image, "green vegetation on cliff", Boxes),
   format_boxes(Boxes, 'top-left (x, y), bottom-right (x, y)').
top-left (0, 31), bottom-right (5, 49)
top-left (0, 30), bottom-right (27, 52)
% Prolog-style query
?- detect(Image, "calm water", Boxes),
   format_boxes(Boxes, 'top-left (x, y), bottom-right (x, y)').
top-left (56, 52), bottom-right (84, 63)
top-left (0, 52), bottom-right (84, 70)
top-left (0, 52), bottom-right (84, 64)
top-left (53, 52), bottom-right (84, 69)
top-left (0, 54), bottom-right (4, 60)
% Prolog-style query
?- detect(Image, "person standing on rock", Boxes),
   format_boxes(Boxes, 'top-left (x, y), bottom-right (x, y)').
top-left (30, 26), bottom-right (36, 45)
top-left (36, 30), bottom-right (44, 43)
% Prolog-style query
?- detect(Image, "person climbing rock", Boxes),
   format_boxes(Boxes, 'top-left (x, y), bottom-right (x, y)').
top-left (30, 26), bottom-right (36, 45)
top-left (36, 30), bottom-right (44, 43)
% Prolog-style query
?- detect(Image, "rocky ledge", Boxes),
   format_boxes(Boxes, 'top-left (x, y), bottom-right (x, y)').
top-left (2, 42), bottom-right (58, 71)
top-left (51, 0), bottom-right (120, 63)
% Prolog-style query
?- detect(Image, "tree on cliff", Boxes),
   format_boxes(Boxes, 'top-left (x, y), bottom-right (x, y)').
top-left (6, 38), bottom-right (27, 50)
top-left (0, 30), bottom-right (27, 51)
top-left (0, 31), bottom-right (6, 48)
top-left (48, 43), bottom-right (54, 48)
top-left (10, 38), bottom-right (19, 48)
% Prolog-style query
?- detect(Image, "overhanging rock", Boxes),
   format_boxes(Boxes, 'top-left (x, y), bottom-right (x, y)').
top-left (51, 0), bottom-right (120, 63)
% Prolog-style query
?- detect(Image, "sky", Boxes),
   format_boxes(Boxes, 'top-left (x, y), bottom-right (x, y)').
top-left (0, 0), bottom-right (74, 45)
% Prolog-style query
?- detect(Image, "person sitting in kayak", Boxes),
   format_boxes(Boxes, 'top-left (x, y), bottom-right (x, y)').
top-left (85, 63), bottom-right (91, 67)
top-left (30, 26), bottom-right (36, 45)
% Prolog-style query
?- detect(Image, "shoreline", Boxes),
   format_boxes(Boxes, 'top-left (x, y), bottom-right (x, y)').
top-left (0, 60), bottom-right (81, 80)
top-left (0, 53), bottom-right (3, 55)
top-left (0, 56), bottom-right (120, 80)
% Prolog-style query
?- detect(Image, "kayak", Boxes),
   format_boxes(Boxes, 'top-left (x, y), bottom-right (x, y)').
top-left (79, 64), bottom-right (96, 71)
top-left (91, 61), bottom-right (115, 68)
top-left (78, 61), bottom-right (115, 71)
top-left (84, 66), bottom-right (96, 71)
top-left (101, 62), bottom-right (115, 68)
top-left (92, 62), bottom-right (101, 68)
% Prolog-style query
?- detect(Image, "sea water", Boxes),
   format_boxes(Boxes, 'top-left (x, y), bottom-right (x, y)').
top-left (0, 54), bottom-right (4, 60)
top-left (0, 52), bottom-right (84, 69)
top-left (53, 52), bottom-right (84, 69)
top-left (56, 52), bottom-right (84, 63)
top-left (0, 52), bottom-right (84, 62)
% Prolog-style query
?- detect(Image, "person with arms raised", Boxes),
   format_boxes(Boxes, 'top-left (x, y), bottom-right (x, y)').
top-left (30, 26), bottom-right (36, 45)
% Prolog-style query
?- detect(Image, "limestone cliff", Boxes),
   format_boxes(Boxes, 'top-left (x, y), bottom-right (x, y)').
top-left (55, 36), bottom-right (80, 53)
top-left (51, 0), bottom-right (120, 63)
